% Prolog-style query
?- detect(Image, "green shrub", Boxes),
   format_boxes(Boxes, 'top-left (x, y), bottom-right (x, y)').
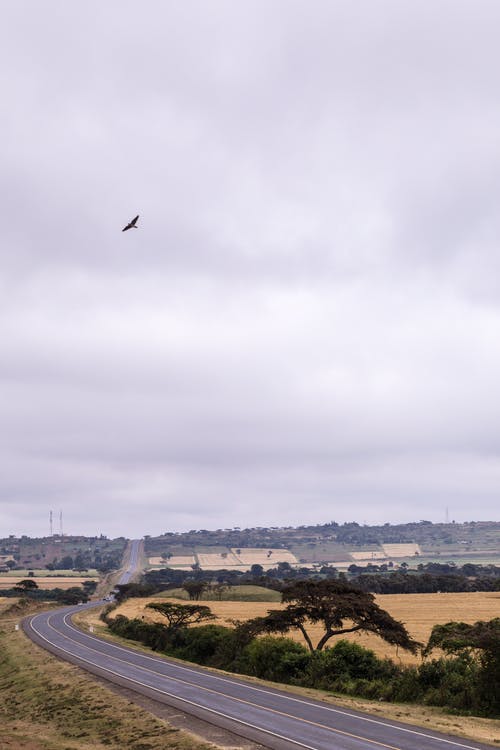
top-left (173, 625), bottom-right (235, 666)
top-left (390, 666), bottom-right (424, 703)
top-left (240, 637), bottom-right (311, 682)
top-left (419, 655), bottom-right (479, 712)
top-left (303, 640), bottom-right (398, 691)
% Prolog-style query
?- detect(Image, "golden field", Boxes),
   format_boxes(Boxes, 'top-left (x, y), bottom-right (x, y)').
top-left (0, 576), bottom-right (91, 590)
top-left (113, 591), bottom-right (500, 665)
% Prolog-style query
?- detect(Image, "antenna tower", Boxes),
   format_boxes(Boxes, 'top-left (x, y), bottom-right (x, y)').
top-left (49, 510), bottom-right (53, 536)
top-left (59, 510), bottom-right (63, 536)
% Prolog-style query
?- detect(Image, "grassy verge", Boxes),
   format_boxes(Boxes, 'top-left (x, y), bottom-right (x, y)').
top-left (0, 600), bottom-right (213, 750)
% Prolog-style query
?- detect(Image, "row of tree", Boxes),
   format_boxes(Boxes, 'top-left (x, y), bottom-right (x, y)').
top-left (142, 561), bottom-right (500, 595)
top-left (1, 578), bottom-right (95, 604)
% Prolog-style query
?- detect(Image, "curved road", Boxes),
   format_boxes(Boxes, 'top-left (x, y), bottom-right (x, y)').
top-left (23, 541), bottom-right (493, 750)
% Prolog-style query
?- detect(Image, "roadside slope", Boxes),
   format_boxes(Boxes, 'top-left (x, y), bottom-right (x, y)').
top-left (0, 599), bottom-right (215, 750)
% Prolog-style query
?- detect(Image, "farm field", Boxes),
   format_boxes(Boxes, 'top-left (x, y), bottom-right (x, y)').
top-left (232, 548), bottom-right (298, 565)
top-left (148, 547), bottom-right (300, 571)
top-left (351, 551), bottom-right (387, 560)
top-left (146, 544), bottom-right (500, 570)
top-left (144, 522), bottom-right (500, 570)
top-left (113, 591), bottom-right (500, 666)
top-left (0, 576), bottom-right (95, 590)
top-left (149, 555), bottom-right (196, 567)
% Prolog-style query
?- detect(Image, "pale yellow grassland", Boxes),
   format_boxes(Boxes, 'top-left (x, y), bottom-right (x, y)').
top-left (196, 552), bottom-right (240, 566)
top-left (165, 556), bottom-right (196, 566)
top-left (382, 543), bottom-right (421, 556)
top-left (232, 548), bottom-right (298, 565)
top-left (351, 551), bottom-right (386, 560)
top-left (114, 591), bottom-right (500, 665)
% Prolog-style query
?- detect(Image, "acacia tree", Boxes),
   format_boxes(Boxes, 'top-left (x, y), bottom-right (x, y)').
top-left (14, 579), bottom-right (39, 593)
top-left (183, 580), bottom-right (207, 600)
top-left (211, 583), bottom-right (228, 601)
top-left (245, 579), bottom-right (419, 653)
top-left (147, 602), bottom-right (214, 630)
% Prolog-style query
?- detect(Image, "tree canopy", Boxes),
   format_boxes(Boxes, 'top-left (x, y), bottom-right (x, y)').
top-left (424, 617), bottom-right (500, 657)
top-left (424, 618), bottom-right (500, 715)
top-left (245, 579), bottom-right (420, 653)
top-left (14, 578), bottom-right (39, 591)
top-left (147, 601), bottom-right (214, 630)
top-left (182, 580), bottom-right (207, 600)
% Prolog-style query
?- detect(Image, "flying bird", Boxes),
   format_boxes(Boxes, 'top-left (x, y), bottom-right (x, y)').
top-left (122, 214), bottom-right (139, 232)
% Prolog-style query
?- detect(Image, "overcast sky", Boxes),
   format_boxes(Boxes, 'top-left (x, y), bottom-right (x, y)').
top-left (1, 1), bottom-right (500, 539)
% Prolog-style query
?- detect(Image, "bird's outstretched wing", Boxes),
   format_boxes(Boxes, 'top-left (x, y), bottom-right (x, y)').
top-left (122, 215), bottom-right (139, 231)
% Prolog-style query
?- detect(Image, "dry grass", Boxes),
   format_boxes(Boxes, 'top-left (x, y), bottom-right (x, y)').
top-left (0, 600), bottom-right (214, 750)
top-left (351, 551), bottom-right (387, 560)
top-left (149, 556), bottom-right (196, 567)
top-left (150, 548), bottom-right (300, 571)
top-left (114, 591), bottom-right (500, 665)
top-left (231, 548), bottom-right (298, 565)
top-left (196, 552), bottom-right (240, 567)
top-left (381, 543), bottom-right (421, 557)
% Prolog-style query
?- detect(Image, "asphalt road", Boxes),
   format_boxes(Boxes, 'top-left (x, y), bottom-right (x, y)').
top-left (23, 541), bottom-right (493, 750)
top-left (117, 538), bottom-right (142, 585)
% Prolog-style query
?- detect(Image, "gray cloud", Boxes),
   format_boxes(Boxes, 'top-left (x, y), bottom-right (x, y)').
top-left (1, 2), bottom-right (499, 537)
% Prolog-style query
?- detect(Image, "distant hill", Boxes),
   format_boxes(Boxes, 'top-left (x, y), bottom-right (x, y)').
top-left (0, 535), bottom-right (127, 573)
top-left (144, 520), bottom-right (500, 571)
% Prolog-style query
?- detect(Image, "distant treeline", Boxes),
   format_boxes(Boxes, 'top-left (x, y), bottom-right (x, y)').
top-left (349, 571), bottom-right (500, 594)
top-left (0, 587), bottom-right (90, 605)
top-left (139, 561), bottom-right (500, 596)
top-left (1, 578), bottom-right (96, 605)
top-left (344, 562), bottom-right (500, 594)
